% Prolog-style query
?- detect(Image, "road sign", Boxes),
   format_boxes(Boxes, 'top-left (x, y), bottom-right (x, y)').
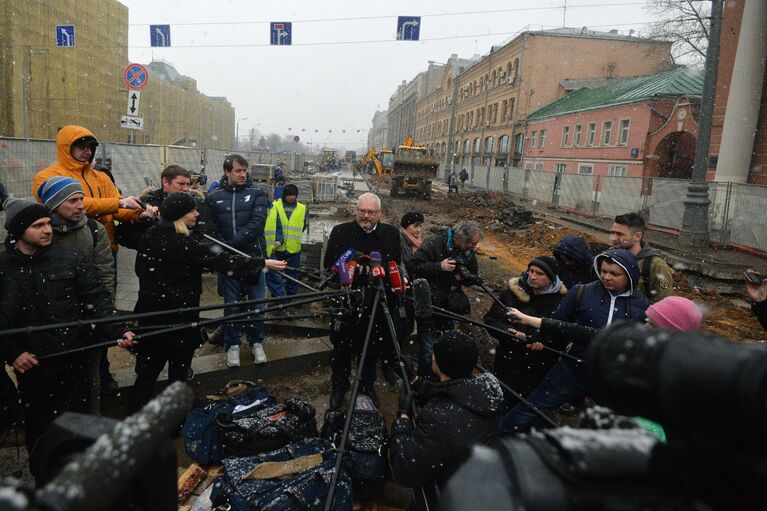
top-left (124, 63), bottom-right (149, 90)
top-left (120, 115), bottom-right (144, 130)
top-left (127, 91), bottom-right (141, 116)
top-left (56, 25), bottom-right (76, 47)
top-left (396, 16), bottom-right (421, 41)
top-left (150, 24), bottom-right (171, 47)
top-left (270, 22), bottom-right (292, 45)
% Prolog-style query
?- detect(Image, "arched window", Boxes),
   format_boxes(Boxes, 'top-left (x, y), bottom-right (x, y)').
top-left (491, 70), bottom-right (497, 88)
top-left (512, 58), bottom-right (520, 84)
top-left (499, 135), bottom-right (510, 153)
top-left (485, 136), bottom-right (494, 153)
top-left (473, 137), bottom-right (482, 153)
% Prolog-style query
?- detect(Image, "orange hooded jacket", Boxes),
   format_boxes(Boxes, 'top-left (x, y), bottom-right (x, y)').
top-left (33, 125), bottom-right (142, 252)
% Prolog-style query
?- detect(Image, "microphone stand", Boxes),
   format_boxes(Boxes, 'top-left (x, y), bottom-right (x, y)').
top-left (324, 287), bottom-right (381, 511)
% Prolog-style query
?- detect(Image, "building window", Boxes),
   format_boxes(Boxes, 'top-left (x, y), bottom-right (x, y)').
top-left (578, 163), bottom-right (594, 175)
top-left (539, 129), bottom-right (547, 148)
top-left (501, 100), bottom-right (508, 122)
top-left (499, 135), bottom-right (510, 153)
top-left (574, 124), bottom-right (583, 146)
top-left (586, 122), bottom-right (596, 146)
top-left (485, 136), bottom-right (494, 153)
top-left (508, 98), bottom-right (515, 121)
top-left (555, 163), bottom-right (567, 174)
top-left (515, 133), bottom-right (525, 154)
top-left (602, 121), bottom-right (613, 145)
top-left (608, 165), bottom-right (627, 177)
top-left (561, 125), bottom-right (570, 146)
top-left (473, 137), bottom-right (481, 153)
top-left (619, 118), bottom-right (631, 145)
top-left (530, 131), bottom-right (537, 148)
top-left (524, 162), bottom-right (532, 171)
top-left (463, 139), bottom-right (471, 154)
top-left (535, 162), bottom-right (544, 171)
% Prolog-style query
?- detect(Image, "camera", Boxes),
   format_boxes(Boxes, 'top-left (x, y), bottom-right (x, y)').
top-left (441, 323), bottom-right (767, 511)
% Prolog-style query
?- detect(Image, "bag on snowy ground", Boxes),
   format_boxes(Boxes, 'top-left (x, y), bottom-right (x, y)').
top-left (214, 397), bottom-right (318, 457)
top-left (182, 380), bottom-right (275, 464)
top-left (320, 395), bottom-right (388, 501)
top-left (209, 437), bottom-right (353, 511)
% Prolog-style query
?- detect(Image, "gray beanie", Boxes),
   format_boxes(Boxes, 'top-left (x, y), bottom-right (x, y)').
top-left (3, 196), bottom-right (51, 240)
top-left (36, 176), bottom-right (84, 211)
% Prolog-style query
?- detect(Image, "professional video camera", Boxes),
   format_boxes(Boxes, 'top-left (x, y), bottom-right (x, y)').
top-left (441, 323), bottom-right (767, 511)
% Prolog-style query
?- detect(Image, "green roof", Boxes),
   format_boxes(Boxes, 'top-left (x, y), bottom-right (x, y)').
top-left (527, 67), bottom-right (703, 121)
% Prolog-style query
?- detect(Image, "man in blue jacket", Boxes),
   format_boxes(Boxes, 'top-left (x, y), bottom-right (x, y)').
top-left (205, 154), bottom-right (270, 367)
top-left (499, 248), bottom-right (650, 435)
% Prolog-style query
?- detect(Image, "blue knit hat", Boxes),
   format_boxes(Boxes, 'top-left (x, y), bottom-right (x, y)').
top-left (37, 176), bottom-right (84, 211)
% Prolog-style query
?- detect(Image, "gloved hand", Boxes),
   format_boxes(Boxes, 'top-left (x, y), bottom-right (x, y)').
top-left (456, 264), bottom-right (483, 286)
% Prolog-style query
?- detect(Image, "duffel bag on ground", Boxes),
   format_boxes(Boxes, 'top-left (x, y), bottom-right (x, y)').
top-left (320, 395), bottom-right (388, 501)
top-left (209, 437), bottom-right (353, 511)
top-left (214, 397), bottom-right (318, 457)
top-left (182, 380), bottom-right (275, 464)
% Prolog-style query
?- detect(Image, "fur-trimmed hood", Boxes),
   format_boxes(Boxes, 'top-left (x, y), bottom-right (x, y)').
top-left (507, 274), bottom-right (567, 304)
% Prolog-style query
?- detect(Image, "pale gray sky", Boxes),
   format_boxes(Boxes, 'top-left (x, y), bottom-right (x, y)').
top-left (120, 0), bottom-right (661, 151)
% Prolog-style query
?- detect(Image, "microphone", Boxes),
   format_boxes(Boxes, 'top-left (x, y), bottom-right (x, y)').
top-left (345, 259), bottom-right (358, 288)
top-left (412, 278), bottom-right (433, 319)
top-left (370, 251), bottom-right (385, 281)
top-left (387, 261), bottom-right (403, 295)
top-left (356, 254), bottom-right (371, 287)
top-left (320, 249), bottom-right (358, 289)
top-left (339, 261), bottom-right (351, 287)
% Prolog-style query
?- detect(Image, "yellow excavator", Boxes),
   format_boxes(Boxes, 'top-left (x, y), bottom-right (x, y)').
top-left (390, 136), bottom-right (440, 199)
top-left (357, 147), bottom-right (384, 175)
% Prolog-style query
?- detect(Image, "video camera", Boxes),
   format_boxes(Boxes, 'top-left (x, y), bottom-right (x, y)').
top-left (441, 323), bottom-right (767, 511)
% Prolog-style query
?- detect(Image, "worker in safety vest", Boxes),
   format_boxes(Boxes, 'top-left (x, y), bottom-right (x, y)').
top-left (264, 183), bottom-right (308, 297)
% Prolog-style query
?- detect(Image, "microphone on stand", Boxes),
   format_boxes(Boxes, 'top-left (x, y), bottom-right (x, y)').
top-left (387, 261), bottom-right (403, 295)
top-left (370, 251), bottom-right (386, 282)
top-left (412, 278), bottom-right (433, 319)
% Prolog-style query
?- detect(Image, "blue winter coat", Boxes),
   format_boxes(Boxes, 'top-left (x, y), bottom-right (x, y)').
top-left (550, 248), bottom-right (650, 369)
top-left (553, 234), bottom-right (595, 288)
top-left (205, 175), bottom-right (269, 257)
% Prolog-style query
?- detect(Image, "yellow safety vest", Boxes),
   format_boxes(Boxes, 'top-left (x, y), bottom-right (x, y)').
top-left (265, 199), bottom-right (306, 256)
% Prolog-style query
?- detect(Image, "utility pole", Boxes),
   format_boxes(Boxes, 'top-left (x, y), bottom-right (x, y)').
top-left (679, 0), bottom-right (723, 248)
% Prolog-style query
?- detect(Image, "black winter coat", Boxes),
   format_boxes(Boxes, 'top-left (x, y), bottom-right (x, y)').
top-left (0, 241), bottom-right (123, 375)
top-left (205, 176), bottom-right (269, 257)
top-left (134, 222), bottom-right (263, 353)
top-left (406, 229), bottom-right (479, 312)
top-left (483, 273), bottom-right (567, 398)
top-left (323, 220), bottom-right (402, 270)
top-left (553, 234), bottom-right (595, 288)
top-left (390, 372), bottom-right (504, 511)
top-left (752, 299), bottom-right (767, 331)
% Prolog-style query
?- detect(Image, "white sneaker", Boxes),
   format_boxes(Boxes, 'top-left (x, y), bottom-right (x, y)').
top-left (226, 345), bottom-right (241, 367)
top-left (252, 344), bottom-right (267, 364)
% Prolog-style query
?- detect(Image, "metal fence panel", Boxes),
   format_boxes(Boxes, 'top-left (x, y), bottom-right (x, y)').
top-left (310, 176), bottom-right (338, 202)
top-left (557, 173), bottom-right (595, 214)
top-left (488, 167), bottom-right (505, 191)
top-left (507, 167), bottom-right (525, 195)
top-left (472, 166), bottom-right (489, 189)
top-left (527, 171), bottom-right (556, 203)
top-left (646, 178), bottom-right (689, 230)
top-left (165, 145), bottom-right (200, 173)
top-left (109, 143), bottom-right (164, 196)
top-left (600, 176), bottom-right (644, 218)
top-left (0, 137), bottom-right (57, 198)
top-left (727, 183), bottom-right (767, 251)
top-left (205, 148), bottom-right (229, 183)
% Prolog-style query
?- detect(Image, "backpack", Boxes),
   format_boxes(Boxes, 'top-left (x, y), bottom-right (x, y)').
top-left (639, 254), bottom-right (656, 298)
top-left (181, 380), bottom-right (276, 464)
top-left (214, 397), bottom-right (318, 458)
top-left (320, 395), bottom-right (389, 501)
top-left (209, 437), bottom-right (353, 511)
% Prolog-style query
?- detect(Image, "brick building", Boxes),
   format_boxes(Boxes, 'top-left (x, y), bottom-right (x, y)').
top-left (386, 62), bottom-right (444, 149)
top-left (367, 110), bottom-right (388, 150)
top-left (710, 0), bottom-right (767, 184)
top-left (522, 67), bottom-right (703, 179)
top-left (415, 27), bottom-right (674, 169)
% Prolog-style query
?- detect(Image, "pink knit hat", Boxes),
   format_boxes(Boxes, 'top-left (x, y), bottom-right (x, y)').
top-left (646, 296), bottom-right (703, 332)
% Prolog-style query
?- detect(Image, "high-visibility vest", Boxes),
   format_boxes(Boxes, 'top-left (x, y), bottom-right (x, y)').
top-left (265, 199), bottom-right (306, 256)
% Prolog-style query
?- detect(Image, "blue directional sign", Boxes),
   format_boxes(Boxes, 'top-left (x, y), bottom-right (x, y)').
top-left (55, 25), bottom-right (76, 47)
top-left (150, 24), bottom-right (171, 47)
top-left (270, 22), bottom-right (292, 46)
top-left (396, 16), bottom-right (421, 41)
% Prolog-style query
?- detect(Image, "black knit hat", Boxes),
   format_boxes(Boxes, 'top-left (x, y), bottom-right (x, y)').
top-left (528, 255), bottom-right (558, 282)
top-left (159, 192), bottom-right (197, 221)
top-left (3, 197), bottom-right (51, 241)
top-left (433, 331), bottom-right (478, 379)
top-left (283, 184), bottom-right (298, 197)
top-left (400, 211), bottom-right (425, 229)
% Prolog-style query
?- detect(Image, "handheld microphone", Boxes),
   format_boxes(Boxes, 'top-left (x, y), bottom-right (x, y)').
top-left (370, 251), bottom-right (385, 281)
top-left (412, 278), bottom-right (433, 319)
top-left (357, 254), bottom-right (371, 287)
top-left (339, 261), bottom-right (351, 287)
top-left (320, 248), bottom-right (358, 289)
top-left (345, 259), bottom-right (358, 288)
top-left (387, 261), bottom-right (403, 294)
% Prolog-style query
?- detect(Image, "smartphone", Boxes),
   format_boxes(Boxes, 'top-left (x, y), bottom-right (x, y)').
top-left (744, 271), bottom-right (762, 284)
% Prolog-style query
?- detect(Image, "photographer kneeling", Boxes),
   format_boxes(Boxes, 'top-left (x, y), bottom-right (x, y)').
top-left (390, 331), bottom-right (504, 511)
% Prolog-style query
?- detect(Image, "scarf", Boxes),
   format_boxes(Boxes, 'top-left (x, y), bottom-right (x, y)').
top-left (403, 228), bottom-right (422, 253)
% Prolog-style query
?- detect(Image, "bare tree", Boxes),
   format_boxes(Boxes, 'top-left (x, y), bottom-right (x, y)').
top-left (647, 0), bottom-right (710, 67)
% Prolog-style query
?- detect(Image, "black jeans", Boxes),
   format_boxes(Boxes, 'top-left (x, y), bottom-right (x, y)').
top-left (17, 368), bottom-right (91, 480)
top-left (130, 348), bottom-right (194, 413)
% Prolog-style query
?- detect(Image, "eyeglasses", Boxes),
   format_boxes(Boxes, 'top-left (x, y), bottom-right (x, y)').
top-left (357, 209), bottom-right (380, 217)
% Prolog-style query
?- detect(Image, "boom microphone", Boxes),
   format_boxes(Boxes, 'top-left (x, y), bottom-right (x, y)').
top-left (412, 278), bottom-right (433, 319)
top-left (387, 261), bottom-right (403, 294)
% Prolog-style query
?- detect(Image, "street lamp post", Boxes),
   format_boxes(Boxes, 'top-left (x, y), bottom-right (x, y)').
top-left (679, 0), bottom-right (723, 247)
top-left (236, 117), bottom-right (248, 151)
